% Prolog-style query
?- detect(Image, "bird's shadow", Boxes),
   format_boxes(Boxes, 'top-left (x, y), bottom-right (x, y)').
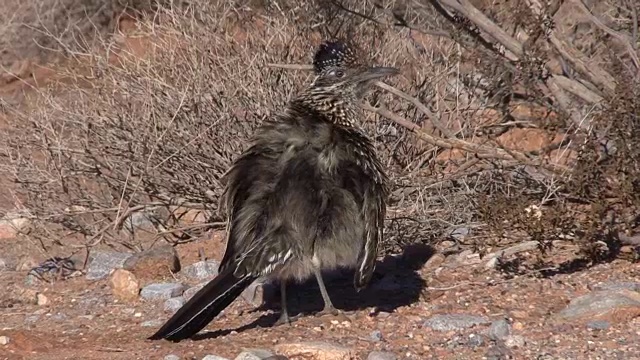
top-left (193, 243), bottom-right (433, 340)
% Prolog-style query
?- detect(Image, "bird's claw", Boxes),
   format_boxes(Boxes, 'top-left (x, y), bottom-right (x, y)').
top-left (274, 313), bottom-right (300, 326)
top-left (315, 307), bottom-right (352, 322)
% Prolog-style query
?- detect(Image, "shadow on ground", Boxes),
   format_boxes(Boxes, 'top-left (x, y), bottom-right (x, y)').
top-left (193, 243), bottom-right (434, 340)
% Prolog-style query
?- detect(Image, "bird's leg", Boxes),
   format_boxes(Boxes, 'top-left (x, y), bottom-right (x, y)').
top-left (312, 267), bottom-right (351, 322)
top-left (274, 280), bottom-right (299, 326)
top-left (313, 267), bottom-right (337, 314)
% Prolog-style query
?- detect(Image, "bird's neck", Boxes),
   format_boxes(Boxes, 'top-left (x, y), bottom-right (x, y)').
top-left (291, 92), bottom-right (361, 128)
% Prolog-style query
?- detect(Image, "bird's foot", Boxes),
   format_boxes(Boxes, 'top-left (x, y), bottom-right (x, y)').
top-left (315, 306), bottom-right (352, 323)
top-left (274, 312), bottom-right (300, 326)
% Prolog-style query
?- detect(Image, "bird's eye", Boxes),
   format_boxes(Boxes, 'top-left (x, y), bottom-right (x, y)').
top-left (335, 70), bottom-right (344, 78)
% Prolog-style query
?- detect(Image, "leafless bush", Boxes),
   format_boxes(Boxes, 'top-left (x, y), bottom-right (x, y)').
top-left (0, 0), bottom-right (163, 68)
top-left (0, 0), bottom-right (638, 263)
top-left (332, 0), bottom-right (639, 262)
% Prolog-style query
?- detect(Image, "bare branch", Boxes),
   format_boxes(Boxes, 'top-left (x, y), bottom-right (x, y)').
top-left (572, 0), bottom-right (640, 70)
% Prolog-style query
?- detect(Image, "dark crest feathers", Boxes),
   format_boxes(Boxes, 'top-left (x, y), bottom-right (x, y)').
top-left (312, 40), bottom-right (358, 72)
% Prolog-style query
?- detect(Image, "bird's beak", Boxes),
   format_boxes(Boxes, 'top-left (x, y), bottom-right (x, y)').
top-left (354, 66), bottom-right (400, 83)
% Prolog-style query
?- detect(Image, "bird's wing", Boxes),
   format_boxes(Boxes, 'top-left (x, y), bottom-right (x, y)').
top-left (217, 123), bottom-right (307, 277)
top-left (346, 132), bottom-right (389, 291)
top-left (218, 143), bottom-right (280, 274)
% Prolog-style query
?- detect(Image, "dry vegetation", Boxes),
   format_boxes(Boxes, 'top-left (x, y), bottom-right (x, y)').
top-left (0, 0), bottom-right (638, 271)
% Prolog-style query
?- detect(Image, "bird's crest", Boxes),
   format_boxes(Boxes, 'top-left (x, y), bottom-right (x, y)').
top-left (312, 40), bottom-right (358, 73)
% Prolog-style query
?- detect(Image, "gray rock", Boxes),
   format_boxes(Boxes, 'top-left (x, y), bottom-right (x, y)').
top-left (370, 330), bottom-right (383, 342)
top-left (141, 319), bottom-right (163, 327)
top-left (368, 351), bottom-right (397, 360)
top-left (587, 320), bottom-right (611, 330)
top-left (488, 319), bottom-right (511, 341)
top-left (123, 210), bottom-right (157, 233)
top-left (202, 355), bottom-right (230, 360)
top-left (164, 355), bottom-right (180, 360)
top-left (467, 333), bottom-right (485, 347)
top-left (184, 281), bottom-right (207, 301)
top-left (423, 314), bottom-right (490, 331)
top-left (594, 282), bottom-right (640, 292)
top-left (234, 348), bottom-right (275, 360)
top-left (140, 283), bottom-right (185, 301)
top-left (182, 260), bottom-right (219, 280)
top-left (164, 297), bottom-right (186, 312)
top-left (0, 258), bottom-right (9, 271)
top-left (85, 252), bottom-right (132, 280)
top-left (241, 279), bottom-right (276, 307)
top-left (556, 290), bottom-right (640, 320)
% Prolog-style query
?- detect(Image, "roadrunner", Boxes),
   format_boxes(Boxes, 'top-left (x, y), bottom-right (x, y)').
top-left (149, 40), bottom-right (399, 342)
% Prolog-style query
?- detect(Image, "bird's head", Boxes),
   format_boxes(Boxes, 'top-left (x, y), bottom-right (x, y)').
top-left (310, 64), bottom-right (400, 100)
top-left (296, 40), bottom-right (399, 127)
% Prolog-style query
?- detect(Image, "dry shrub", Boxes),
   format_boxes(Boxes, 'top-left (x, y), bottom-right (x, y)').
top-left (0, 0), bottom-right (162, 68)
top-left (0, 0), bottom-right (638, 265)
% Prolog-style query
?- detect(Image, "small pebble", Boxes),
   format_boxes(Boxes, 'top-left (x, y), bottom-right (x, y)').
top-left (370, 330), bottom-right (383, 342)
top-left (367, 351), bottom-right (397, 360)
top-left (36, 293), bottom-right (48, 306)
top-left (164, 355), bottom-right (180, 360)
top-left (0, 336), bottom-right (9, 345)
top-left (234, 348), bottom-right (275, 360)
top-left (587, 320), bottom-right (611, 330)
top-left (141, 319), bottom-right (163, 327)
top-left (488, 319), bottom-right (511, 341)
top-left (202, 355), bottom-right (230, 360)
top-left (467, 333), bottom-right (485, 347)
top-left (504, 335), bottom-right (526, 348)
top-left (51, 313), bottom-right (68, 321)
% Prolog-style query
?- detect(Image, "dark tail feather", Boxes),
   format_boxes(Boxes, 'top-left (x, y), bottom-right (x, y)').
top-left (148, 265), bottom-right (256, 342)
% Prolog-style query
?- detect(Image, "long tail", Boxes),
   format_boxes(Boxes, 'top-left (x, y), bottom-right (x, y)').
top-left (148, 265), bottom-right (257, 342)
